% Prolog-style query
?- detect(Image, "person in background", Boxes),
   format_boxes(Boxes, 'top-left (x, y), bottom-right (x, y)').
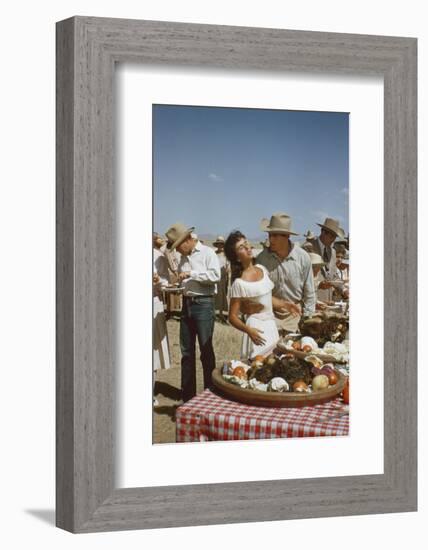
top-left (163, 241), bottom-right (182, 318)
top-left (255, 213), bottom-right (315, 334)
top-left (301, 241), bottom-right (314, 254)
top-left (308, 252), bottom-right (331, 309)
top-left (213, 235), bottom-right (230, 323)
top-left (334, 252), bottom-right (350, 300)
top-left (303, 229), bottom-right (316, 242)
top-left (307, 217), bottom-right (345, 295)
top-left (165, 223), bottom-right (220, 402)
top-left (334, 232), bottom-right (349, 253)
top-left (336, 252), bottom-right (350, 281)
top-left (153, 233), bottom-right (171, 406)
top-left (304, 218), bottom-right (345, 302)
top-left (334, 242), bottom-right (347, 259)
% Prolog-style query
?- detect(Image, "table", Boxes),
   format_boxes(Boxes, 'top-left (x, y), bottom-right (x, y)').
top-left (176, 389), bottom-right (349, 442)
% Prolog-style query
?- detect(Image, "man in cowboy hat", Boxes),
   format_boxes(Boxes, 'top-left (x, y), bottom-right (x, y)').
top-left (165, 222), bottom-right (221, 402)
top-left (212, 236), bottom-right (230, 323)
top-left (252, 212), bottom-right (316, 333)
top-left (307, 252), bottom-right (330, 308)
top-left (308, 217), bottom-right (345, 286)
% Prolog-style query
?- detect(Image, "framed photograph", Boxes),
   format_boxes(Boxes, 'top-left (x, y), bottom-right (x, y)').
top-left (151, 104), bottom-right (351, 447)
top-left (56, 16), bottom-right (417, 532)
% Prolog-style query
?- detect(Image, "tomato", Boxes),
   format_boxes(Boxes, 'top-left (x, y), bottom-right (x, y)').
top-left (232, 366), bottom-right (247, 379)
top-left (342, 378), bottom-right (350, 404)
top-left (327, 371), bottom-right (338, 385)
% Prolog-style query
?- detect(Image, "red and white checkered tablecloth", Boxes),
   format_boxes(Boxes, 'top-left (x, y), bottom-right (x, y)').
top-left (176, 389), bottom-right (349, 442)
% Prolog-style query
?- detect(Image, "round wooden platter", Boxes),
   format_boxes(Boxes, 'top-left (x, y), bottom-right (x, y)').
top-left (212, 367), bottom-right (347, 408)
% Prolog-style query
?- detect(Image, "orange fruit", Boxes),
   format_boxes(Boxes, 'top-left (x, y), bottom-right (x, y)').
top-left (342, 378), bottom-right (350, 404)
top-left (232, 366), bottom-right (247, 379)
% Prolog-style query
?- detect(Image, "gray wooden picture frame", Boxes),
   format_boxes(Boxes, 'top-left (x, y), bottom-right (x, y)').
top-left (56, 16), bottom-right (417, 533)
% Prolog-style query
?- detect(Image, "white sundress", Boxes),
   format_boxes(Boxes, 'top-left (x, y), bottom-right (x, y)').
top-left (230, 264), bottom-right (279, 360)
top-left (153, 250), bottom-right (171, 371)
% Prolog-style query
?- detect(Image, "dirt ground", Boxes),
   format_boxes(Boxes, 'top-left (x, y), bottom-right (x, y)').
top-left (153, 317), bottom-right (241, 444)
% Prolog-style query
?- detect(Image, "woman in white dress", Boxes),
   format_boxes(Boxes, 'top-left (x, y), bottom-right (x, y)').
top-left (153, 244), bottom-right (171, 371)
top-left (224, 231), bottom-right (300, 360)
top-left (153, 238), bottom-right (171, 405)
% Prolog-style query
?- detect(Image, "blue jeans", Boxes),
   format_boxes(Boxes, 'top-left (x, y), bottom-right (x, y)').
top-left (180, 296), bottom-right (216, 402)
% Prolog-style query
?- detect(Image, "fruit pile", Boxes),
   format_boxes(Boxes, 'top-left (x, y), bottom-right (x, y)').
top-left (299, 311), bottom-right (348, 347)
top-left (221, 351), bottom-right (348, 397)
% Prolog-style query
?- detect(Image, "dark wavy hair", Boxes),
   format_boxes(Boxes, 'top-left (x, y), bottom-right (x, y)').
top-left (224, 230), bottom-right (253, 282)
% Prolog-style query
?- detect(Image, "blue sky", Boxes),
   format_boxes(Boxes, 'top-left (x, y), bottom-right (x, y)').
top-left (153, 105), bottom-right (348, 241)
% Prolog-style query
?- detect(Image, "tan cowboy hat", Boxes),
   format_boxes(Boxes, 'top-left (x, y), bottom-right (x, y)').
top-left (308, 252), bottom-right (325, 267)
top-left (165, 222), bottom-right (195, 250)
top-left (213, 235), bottom-right (225, 246)
top-left (317, 217), bottom-right (345, 238)
top-left (304, 230), bottom-right (316, 240)
top-left (260, 212), bottom-right (299, 236)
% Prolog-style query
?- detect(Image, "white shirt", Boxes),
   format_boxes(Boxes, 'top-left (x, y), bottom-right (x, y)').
top-left (257, 243), bottom-right (316, 316)
top-left (178, 240), bottom-right (221, 296)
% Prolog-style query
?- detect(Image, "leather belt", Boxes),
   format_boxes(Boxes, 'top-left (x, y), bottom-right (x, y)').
top-left (183, 295), bottom-right (214, 301)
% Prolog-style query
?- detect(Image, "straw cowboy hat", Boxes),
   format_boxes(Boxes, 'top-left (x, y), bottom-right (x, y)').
top-left (316, 217), bottom-right (345, 238)
top-left (165, 222), bottom-right (195, 250)
top-left (303, 230), bottom-right (316, 240)
top-left (308, 252), bottom-right (325, 267)
top-left (260, 212), bottom-right (299, 236)
top-left (213, 235), bottom-right (225, 247)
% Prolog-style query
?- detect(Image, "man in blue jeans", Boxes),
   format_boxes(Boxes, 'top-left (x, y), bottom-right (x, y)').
top-left (165, 223), bottom-right (221, 402)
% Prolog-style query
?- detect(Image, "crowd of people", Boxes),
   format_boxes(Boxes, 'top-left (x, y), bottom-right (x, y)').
top-left (153, 212), bottom-right (349, 405)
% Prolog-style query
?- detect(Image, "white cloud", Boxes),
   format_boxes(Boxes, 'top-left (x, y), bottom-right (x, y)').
top-left (208, 173), bottom-right (223, 182)
top-left (313, 210), bottom-right (329, 222)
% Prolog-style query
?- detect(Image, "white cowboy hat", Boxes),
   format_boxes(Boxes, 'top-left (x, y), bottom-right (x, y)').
top-left (213, 235), bottom-right (225, 246)
top-left (303, 230), bottom-right (316, 240)
top-left (316, 217), bottom-right (345, 238)
top-left (165, 222), bottom-right (195, 250)
top-left (260, 212), bottom-right (299, 236)
top-left (308, 252), bottom-right (325, 267)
